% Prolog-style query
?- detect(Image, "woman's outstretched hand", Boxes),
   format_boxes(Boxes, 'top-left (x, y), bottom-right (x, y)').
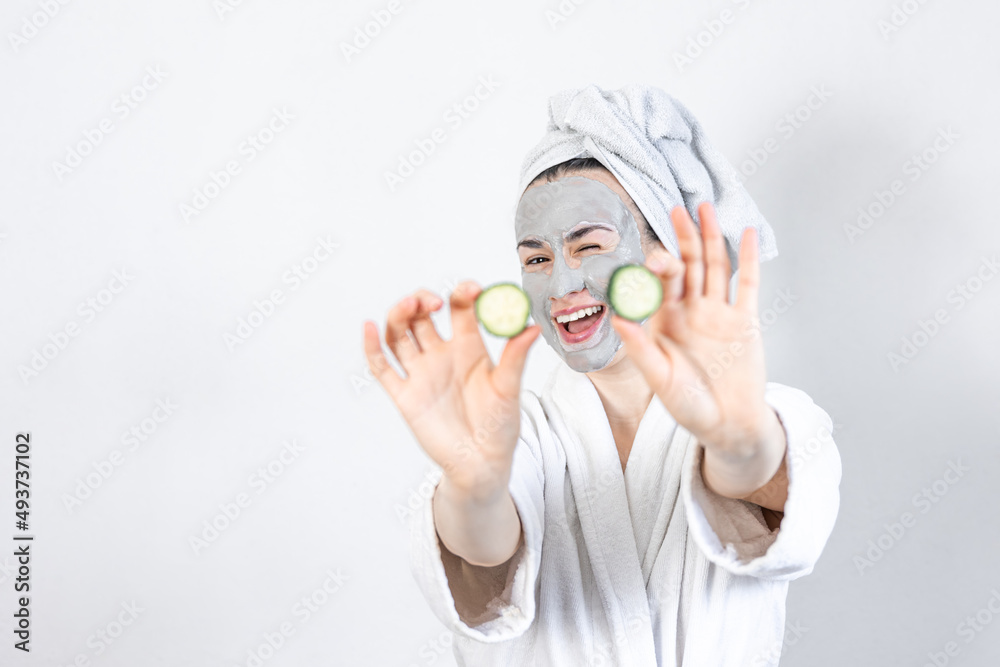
top-left (610, 202), bottom-right (787, 504)
top-left (362, 282), bottom-right (541, 498)
top-left (363, 282), bottom-right (541, 566)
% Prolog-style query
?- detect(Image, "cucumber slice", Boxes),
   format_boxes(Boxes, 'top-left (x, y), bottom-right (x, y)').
top-left (608, 264), bottom-right (663, 321)
top-left (475, 283), bottom-right (531, 337)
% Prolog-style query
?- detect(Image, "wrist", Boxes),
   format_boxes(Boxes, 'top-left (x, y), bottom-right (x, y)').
top-left (701, 407), bottom-right (787, 498)
top-left (439, 466), bottom-right (510, 506)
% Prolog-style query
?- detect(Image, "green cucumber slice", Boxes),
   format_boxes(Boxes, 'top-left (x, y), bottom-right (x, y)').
top-left (475, 283), bottom-right (531, 337)
top-left (608, 264), bottom-right (662, 321)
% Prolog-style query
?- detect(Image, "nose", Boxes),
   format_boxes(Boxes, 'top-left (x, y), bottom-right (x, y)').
top-left (549, 287), bottom-right (589, 305)
top-left (548, 252), bottom-right (586, 301)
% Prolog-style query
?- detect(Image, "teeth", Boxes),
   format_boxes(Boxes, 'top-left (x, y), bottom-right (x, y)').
top-left (554, 305), bottom-right (603, 324)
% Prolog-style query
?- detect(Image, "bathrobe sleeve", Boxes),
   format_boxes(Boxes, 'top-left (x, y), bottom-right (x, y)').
top-left (680, 382), bottom-right (842, 581)
top-left (408, 400), bottom-right (546, 641)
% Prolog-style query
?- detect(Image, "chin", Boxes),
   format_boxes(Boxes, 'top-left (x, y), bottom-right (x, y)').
top-left (561, 338), bottom-right (623, 374)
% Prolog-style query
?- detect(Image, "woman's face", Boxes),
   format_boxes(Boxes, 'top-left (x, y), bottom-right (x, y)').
top-left (514, 173), bottom-right (647, 373)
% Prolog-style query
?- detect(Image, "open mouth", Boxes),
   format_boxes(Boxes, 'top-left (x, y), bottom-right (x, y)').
top-left (553, 304), bottom-right (606, 344)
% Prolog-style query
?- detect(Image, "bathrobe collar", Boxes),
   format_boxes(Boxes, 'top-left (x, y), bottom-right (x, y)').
top-left (541, 360), bottom-right (680, 664)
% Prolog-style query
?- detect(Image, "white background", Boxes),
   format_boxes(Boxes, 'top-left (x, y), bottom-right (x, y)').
top-left (2, 0), bottom-right (999, 665)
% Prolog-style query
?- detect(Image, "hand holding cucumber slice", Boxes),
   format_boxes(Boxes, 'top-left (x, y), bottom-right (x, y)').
top-left (608, 264), bottom-right (663, 321)
top-left (475, 283), bottom-right (532, 337)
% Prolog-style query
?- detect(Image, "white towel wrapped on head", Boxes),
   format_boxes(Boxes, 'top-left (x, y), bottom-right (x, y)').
top-left (514, 83), bottom-right (779, 270)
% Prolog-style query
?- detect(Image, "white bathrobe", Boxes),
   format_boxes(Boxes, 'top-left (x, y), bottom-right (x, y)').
top-left (409, 361), bottom-right (842, 666)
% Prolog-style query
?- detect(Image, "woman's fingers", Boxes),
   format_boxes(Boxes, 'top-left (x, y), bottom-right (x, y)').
top-left (610, 315), bottom-right (674, 397)
top-left (734, 227), bottom-right (760, 315)
top-left (449, 281), bottom-right (484, 339)
top-left (384, 295), bottom-right (422, 366)
top-left (493, 324), bottom-right (541, 399)
top-left (646, 251), bottom-right (685, 303)
top-left (362, 320), bottom-right (405, 398)
top-left (699, 202), bottom-right (732, 302)
top-left (381, 288), bottom-right (447, 374)
top-left (611, 314), bottom-right (721, 431)
top-left (671, 205), bottom-right (704, 300)
top-left (371, 282), bottom-right (485, 385)
top-left (642, 251), bottom-right (686, 341)
top-left (410, 288), bottom-right (446, 351)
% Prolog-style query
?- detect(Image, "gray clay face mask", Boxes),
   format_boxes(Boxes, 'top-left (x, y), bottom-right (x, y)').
top-left (514, 175), bottom-right (647, 373)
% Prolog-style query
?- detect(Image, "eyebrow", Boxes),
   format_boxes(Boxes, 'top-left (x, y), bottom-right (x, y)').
top-left (516, 238), bottom-right (546, 250)
top-left (516, 222), bottom-right (617, 251)
top-left (564, 221), bottom-right (616, 242)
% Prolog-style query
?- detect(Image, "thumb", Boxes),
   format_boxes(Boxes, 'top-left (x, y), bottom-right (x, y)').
top-left (493, 324), bottom-right (541, 398)
top-left (610, 315), bottom-right (674, 394)
top-left (647, 251), bottom-right (685, 303)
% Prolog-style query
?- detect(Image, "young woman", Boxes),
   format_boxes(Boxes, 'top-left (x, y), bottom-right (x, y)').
top-left (362, 87), bottom-right (841, 666)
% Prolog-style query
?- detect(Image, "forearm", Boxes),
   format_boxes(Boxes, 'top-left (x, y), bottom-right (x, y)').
top-left (432, 473), bottom-right (523, 567)
top-left (701, 407), bottom-right (789, 512)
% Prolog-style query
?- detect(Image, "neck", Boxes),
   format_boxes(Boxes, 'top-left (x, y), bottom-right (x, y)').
top-left (584, 345), bottom-right (654, 428)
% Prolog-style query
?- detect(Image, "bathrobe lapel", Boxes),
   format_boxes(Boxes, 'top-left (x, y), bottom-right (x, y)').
top-left (546, 363), bottom-right (659, 665)
top-left (620, 389), bottom-right (694, 667)
top-left (622, 391), bottom-right (690, 589)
